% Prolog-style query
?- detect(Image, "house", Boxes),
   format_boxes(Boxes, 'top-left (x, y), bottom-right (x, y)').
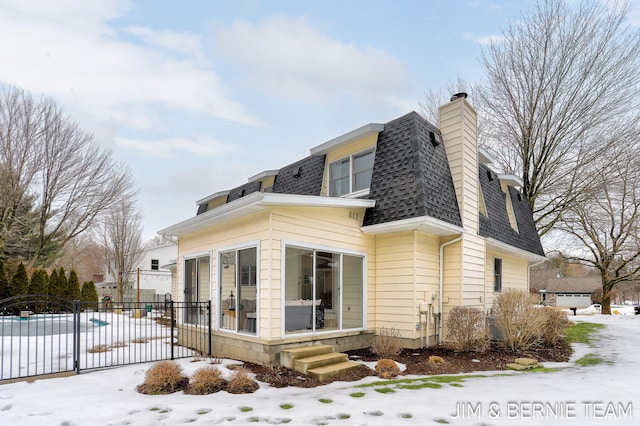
top-left (96, 242), bottom-right (177, 303)
top-left (541, 277), bottom-right (600, 307)
top-left (159, 94), bottom-right (545, 365)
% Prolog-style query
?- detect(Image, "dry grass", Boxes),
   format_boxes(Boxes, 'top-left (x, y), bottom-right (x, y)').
top-left (110, 341), bottom-right (128, 348)
top-left (446, 306), bottom-right (489, 352)
top-left (137, 361), bottom-right (189, 395)
top-left (375, 359), bottom-right (400, 379)
top-left (428, 355), bottom-right (446, 364)
top-left (87, 345), bottom-right (110, 353)
top-left (540, 307), bottom-right (571, 345)
top-left (372, 327), bottom-right (402, 359)
top-left (186, 366), bottom-right (227, 395)
top-left (226, 367), bottom-right (259, 394)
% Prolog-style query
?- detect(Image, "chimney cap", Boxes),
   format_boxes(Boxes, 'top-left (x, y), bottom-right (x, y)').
top-left (450, 92), bottom-right (468, 102)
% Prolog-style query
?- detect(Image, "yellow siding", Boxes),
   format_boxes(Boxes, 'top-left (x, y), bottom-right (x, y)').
top-left (261, 175), bottom-right (276, 191)
top-left (177, 211), bottom-right (271, 335)
top-left (374, 232), bottom-right (414, 336)
top-left (461, 234), bottom-right (486, 308)
top-left (439, 98), bottom-right (479, 233)
top-left (441, 239), bottom-right (462, 317)
top-left (206, 195), bottom-right (228, 210)
top-left (484, 247), bottom-right (529, 308)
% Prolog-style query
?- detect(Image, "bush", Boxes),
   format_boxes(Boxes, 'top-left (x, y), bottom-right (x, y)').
top-left (186, 366), bottom-right (227, 395)
top-left (446, 306), bottom-right (489, 352)
top-left (137, 361), bottom-right (189, 395)
top-left (428, 355), bottom-right (445, 364)
top-left (491, 290), bottom-right (546, 351)
top-left (375, 359), bottom-right (400, 379)
top-left (371, 327), bottom-right (402, 359)
top-left (540, 307), bottom-right (571, 345)
top-left (226, 368), bottom-right (259, 394)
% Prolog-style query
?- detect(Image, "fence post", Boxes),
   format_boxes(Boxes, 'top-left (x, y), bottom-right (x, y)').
top-left (170, 300), bottom-right (175, 360)
top-left (208, 300), bottom-right (212, 356)
top-left (73, 300), bottom-right (81, 374)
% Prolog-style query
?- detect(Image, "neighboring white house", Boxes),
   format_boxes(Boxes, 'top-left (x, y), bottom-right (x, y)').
top-left (97, 242), bottom-right (177, 302)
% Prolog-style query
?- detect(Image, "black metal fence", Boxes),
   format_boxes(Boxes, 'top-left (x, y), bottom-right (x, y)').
top-left (0, 295), bottom-right (211, 381)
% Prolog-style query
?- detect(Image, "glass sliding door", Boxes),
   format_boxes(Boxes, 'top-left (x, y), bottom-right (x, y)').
top-left (284, 245), bottom-right (364, 334)
top-left (219, 247), bottom-right (257, 334)
top-left (183, 254), bottom-right (210, 325)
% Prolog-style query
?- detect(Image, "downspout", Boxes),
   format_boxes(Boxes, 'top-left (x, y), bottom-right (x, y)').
top-left (439, 235), bottom-right (463, 344)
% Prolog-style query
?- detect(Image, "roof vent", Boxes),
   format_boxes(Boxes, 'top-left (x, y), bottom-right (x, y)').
top-left (429, 131), bottom-right (442, 146)
top-left (487, 169), bottom-right (494, 181)
top-left (450, 92), bottom-right (468, 102)
top-left (517, 193), bottom-right (523, 202)
top-left (293, 167), bottom-right (302, 179)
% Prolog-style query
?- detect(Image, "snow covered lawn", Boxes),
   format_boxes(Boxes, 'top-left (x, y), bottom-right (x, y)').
top-left (0, 310), bottom-right (638, 425)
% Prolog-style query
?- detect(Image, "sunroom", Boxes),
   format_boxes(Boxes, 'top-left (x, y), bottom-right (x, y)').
top-left (159, 192), bottom-right (376, 364)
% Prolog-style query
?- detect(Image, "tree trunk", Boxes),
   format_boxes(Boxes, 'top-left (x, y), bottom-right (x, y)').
top-left (601, 287), bottom-right (612, 315)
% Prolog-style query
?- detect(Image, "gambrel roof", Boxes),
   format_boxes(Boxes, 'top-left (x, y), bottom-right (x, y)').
top-left (193, 111), bottom-right (543, 257)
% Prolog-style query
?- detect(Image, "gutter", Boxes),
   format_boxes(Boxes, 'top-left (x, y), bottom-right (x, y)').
top-left (438, 235), bottom-right (463, 344)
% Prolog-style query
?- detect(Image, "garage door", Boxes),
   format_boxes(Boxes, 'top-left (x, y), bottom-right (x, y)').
top-left (556, 294), bottom-right (591, 307)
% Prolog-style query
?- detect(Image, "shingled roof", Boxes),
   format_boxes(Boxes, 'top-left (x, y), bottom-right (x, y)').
top-left (478, 163), bottom-right (544, 256)
top-left (362, 111), bottom-right (462, 227)
top-left (192, 111), bottom-right (543, 258)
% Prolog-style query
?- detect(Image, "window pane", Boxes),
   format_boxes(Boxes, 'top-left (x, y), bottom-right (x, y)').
top-left (494, 258), bottom-right (502, 292)
top-left (238, 247), bottom-right (257, 334)
top-left (285, 247), bottom-right (314, 333)
top-left (330, 176), bottom-right (350, 196)
top-left (220, 251), bottom-right (236, 330)
top-left (353, 150), bottom-right (374, 173)
top-left (329, 158), bottom-right (350, 196)
top-left (354, 169), bottom-right (373, 192)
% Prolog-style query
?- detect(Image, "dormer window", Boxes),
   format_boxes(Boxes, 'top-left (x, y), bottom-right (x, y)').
top-left (329, 149), bottom-right (375, 196)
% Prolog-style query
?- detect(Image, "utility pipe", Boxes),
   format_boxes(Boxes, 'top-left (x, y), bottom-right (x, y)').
top-left (439, 235), bottom-right (463, 344)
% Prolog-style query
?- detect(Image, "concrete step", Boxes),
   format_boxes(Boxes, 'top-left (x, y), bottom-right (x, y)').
top-left (307, 360), bottom-right (362, 381)
top-left (280, 345), bottom-right (334, 369)
top-left (293, 352), bottom-right (348, 375)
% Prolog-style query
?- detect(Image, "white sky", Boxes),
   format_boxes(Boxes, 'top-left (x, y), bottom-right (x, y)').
top-left (0, 0), bottom-right (639, 240)
top-left (1, 309), bottom-right (638, 425)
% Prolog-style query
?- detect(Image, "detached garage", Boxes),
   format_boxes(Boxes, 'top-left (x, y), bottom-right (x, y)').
top-left (539, 277), bottom-right (601, 308)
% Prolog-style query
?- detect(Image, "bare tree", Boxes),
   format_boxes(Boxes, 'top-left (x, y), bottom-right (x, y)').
top-left (476, 0), bottom-right (640, 236)
top-left (420, 76), bottom-right (474, 124)
top-left (102, 199), bottom-right (145, 303)
top-left (558, 145), bottom-right (640, 314)
top-left (0, 87), bottom-right (136, 268)
top-left (56, 233), bottom-right (106, 284)
top-left (145, 234), bottom-right (177, 249)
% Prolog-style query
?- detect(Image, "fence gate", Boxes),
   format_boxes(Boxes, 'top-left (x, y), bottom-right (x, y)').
top-left (0, 295), bottom-right (211, 382)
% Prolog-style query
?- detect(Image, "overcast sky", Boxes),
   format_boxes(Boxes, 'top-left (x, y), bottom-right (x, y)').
top-left (1, 0), bottom-right (639, 240)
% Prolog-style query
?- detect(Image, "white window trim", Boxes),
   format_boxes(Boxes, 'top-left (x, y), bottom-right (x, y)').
top-left (494, 257), bottom-right (503, 293)
top-left (181, 250), bottom-right (211, 303)
top-left (280, 239), bottom-right (367, 337)
top-left (329, 148), bottom-right (375, 197)
top-left (215, 240), bottom-right (261, 335)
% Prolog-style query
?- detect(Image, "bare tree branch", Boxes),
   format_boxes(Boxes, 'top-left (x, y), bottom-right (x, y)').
top-left (0, 87), bottom-right (137, 268)
top-left (476, 0), bottom-right (640, 236)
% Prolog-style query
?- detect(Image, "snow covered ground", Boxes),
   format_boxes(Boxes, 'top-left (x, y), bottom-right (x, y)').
top-left (0, 307), bottom-right (638, 425)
